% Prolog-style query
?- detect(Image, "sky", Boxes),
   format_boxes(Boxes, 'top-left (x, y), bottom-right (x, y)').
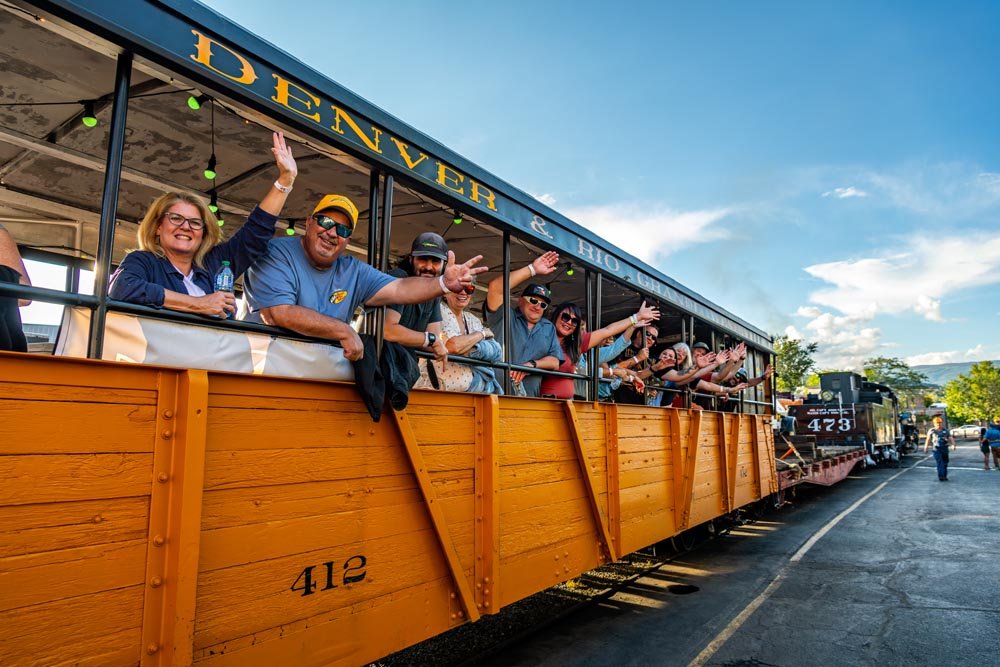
top-left (187, 0), bottom-right (1000, 369)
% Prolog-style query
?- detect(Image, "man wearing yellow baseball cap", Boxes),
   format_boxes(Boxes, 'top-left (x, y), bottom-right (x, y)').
top-left (244, 194), bottom-right (487, 362)
top-left (923, 415), bottom-right (955, 481)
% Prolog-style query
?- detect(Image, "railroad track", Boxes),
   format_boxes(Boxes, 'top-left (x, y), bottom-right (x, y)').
top-left (373, 504), bottom-right (771, 667)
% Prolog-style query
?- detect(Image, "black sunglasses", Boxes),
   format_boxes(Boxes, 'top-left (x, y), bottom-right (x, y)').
top-left (314, 214), bottom-right (354, 239)
top-left (559, 311), bottom-right (580, 325)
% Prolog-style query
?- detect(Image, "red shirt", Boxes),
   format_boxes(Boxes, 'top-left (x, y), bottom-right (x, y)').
top-left (539, 332), bottom-right (591, 399)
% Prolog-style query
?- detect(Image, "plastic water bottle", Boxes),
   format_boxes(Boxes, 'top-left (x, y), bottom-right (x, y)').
top-left (214, 260), bottom-right (235, 319)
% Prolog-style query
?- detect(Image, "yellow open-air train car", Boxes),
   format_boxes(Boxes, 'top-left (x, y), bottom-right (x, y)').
top-left (1, 352), bottom-right (776, 666)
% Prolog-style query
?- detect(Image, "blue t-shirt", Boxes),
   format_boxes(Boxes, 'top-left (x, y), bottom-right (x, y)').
top-left (485, 303), bottom-right (563, 397)
top-left (243, 237), bottom-right (395, 324)
top-left (985, 425), bottom-right (1000, 446)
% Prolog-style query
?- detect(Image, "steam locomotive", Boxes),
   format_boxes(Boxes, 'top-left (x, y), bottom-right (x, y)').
top-left (788, 372), bottom-right (908, 465)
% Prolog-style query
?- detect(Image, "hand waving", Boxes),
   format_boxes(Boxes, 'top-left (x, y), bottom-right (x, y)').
top-left (443, 251), bottom-right (488, 293)
top-left (272, 132), bottom-right (297, 184)
top-left (635, 300), bottom-right (660, 326)
top-left (531, 251), bottom-right (560, 277)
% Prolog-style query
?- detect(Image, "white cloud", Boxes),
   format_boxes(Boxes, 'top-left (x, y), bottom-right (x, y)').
top-left (566, 202), bottom-right (734, 262)
top-left (906, 351), bottom-right (961, 366)
top-left (976, 172), bottom-right (1000, 195)
top-left (965, 344), bottom-right (985, 358)
top-left (533, 193), bottom-right (557, 206)
top-left (795, 306), bottom-right (822, 318)
top-left (791, 231), bottom-right (1000, 367)
top-left (795, 308), bottom-right (883, 369)
top-left (804, 232), bottom-right (1000, 321)
top-left (784, 325), bottom-right (803, 340)
top-left (913, 295), bottom-right (942, 322)
top-left (822, 186), bottom-right (868, 199)
top-left (861, 164), bottom-right (1000, 217)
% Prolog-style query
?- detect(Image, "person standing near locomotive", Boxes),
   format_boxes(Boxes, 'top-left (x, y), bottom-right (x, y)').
top-left (983, 417), bottom-right (1000, 471)
top-left (924, 416), bottom-right (956, 481)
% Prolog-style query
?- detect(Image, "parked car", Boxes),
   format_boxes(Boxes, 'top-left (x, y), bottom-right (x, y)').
top-left (951, 424), bottom-right (983, 439)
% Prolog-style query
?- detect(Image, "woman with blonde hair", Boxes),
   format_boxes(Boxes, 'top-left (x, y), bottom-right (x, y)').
top-left (109, 132), bottom-right (296, 317)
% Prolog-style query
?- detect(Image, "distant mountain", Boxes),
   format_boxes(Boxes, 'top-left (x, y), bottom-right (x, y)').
top-left (911, 360), bottom-right (1000, 387)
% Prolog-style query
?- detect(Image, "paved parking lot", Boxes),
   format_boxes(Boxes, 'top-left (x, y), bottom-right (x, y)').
top-left (484, 443), bottom-right (1000, 666)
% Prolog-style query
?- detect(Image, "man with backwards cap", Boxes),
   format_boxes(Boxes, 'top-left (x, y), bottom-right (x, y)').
top-left (244, 194), bottom-right (486, 362)
top-left (382, 232), bottom-right (450, 365)
top-left (484, 250), bottom-right (564, 397)
top-left (924, 415), bottom-right (956, 481)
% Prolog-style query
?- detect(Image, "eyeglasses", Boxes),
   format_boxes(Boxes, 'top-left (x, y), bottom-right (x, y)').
top-left (314, 214), bottom-right (354, 239)
top-left (162, 212), bottom-right (205, 231)
top-left (461, 284), bottom-right (476, 295)
top-left (645, 332), bottom-right (657, 340)
top-left (525, 296), bottom-right (549, 310)
top-left (559, 312), bottom-right (580, 326)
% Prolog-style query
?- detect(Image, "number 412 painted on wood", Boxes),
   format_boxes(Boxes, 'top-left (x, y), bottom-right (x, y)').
top-left (291, 555), bottom-right (367, 597)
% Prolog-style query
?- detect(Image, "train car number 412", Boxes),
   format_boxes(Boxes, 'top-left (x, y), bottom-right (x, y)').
top-left (291, 555), bottom-right (368, 597)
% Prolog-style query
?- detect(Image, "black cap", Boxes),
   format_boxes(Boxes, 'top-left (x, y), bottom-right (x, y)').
top-left (521, 283), bottom-right (551, 302)
top-left (410, 232), bottom-right (448, 261)
top-left (692, 341), bottom-right (710, 351)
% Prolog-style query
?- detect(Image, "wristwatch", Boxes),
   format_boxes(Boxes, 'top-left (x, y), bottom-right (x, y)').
top-left (425, 332), bottom-right (437, 347)
top-left (527, 360), bottom-right (537, 368)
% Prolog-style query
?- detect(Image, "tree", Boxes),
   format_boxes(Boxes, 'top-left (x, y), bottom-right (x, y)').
top-left (773, 335), bottom-right (818, 393)
top-left (943, 361), bottom-right (1000, 424)
top-left (862, 356), bottom-right (929, 408)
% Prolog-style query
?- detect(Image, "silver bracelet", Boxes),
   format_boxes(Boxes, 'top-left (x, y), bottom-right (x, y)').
top-left (273, 180), bottom-right (293, 194)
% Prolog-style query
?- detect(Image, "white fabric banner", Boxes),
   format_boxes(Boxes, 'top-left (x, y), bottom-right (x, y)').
top-left (56, 307), bottom-right (354, 381)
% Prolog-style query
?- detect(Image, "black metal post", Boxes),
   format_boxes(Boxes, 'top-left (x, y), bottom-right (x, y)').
top-left (364, 170), bottom-right (380, 336)
top-left (374, 174), bottom-right (393, 354)
top-left (87, 51), bottom-right (132, 359)
top-left (587, 270), bottom-right (599, 401)
top-left (502, 231), bottom-right (511, 395)
top-left (378, 174), bottom-right (393, 272)
top-left (367, 170), bottom-right (381, 267)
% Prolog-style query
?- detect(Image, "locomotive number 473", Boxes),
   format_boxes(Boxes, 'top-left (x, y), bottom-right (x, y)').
top-left (806, 417), bottom-right (853, 433)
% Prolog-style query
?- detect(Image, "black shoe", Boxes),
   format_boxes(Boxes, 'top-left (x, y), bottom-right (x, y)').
top-left (939, 477), bottom-right (947, 481)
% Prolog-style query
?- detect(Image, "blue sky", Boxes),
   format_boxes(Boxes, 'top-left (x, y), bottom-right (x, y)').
top-left (198, 0), bottom-right (1000, 368)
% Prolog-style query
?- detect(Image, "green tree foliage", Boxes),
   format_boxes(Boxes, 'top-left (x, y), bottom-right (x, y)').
top-left (773, 335), bottom-right (817, 392)
top-left (944, 362), bottom-right (1000, 424)
top-left (862, 356), bottom-right (929, 408)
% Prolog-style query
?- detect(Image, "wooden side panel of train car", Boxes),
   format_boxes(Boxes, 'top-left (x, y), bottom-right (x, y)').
top-left (0, 354), bottom-right (776, 666)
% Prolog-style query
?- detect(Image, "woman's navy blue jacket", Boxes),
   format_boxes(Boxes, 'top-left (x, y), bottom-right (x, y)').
top-left (108, 206), bottom-right (277, 307)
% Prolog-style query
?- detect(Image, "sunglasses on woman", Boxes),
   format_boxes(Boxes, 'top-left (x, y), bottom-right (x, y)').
top-left (460, 284), bottom-right (476, 295)
top-left (314, 214), bottom-right (354, 239)
top-left (559, 311), bottom-right (580, 326)
top-left (525, 296), bottom-right (549, 310)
